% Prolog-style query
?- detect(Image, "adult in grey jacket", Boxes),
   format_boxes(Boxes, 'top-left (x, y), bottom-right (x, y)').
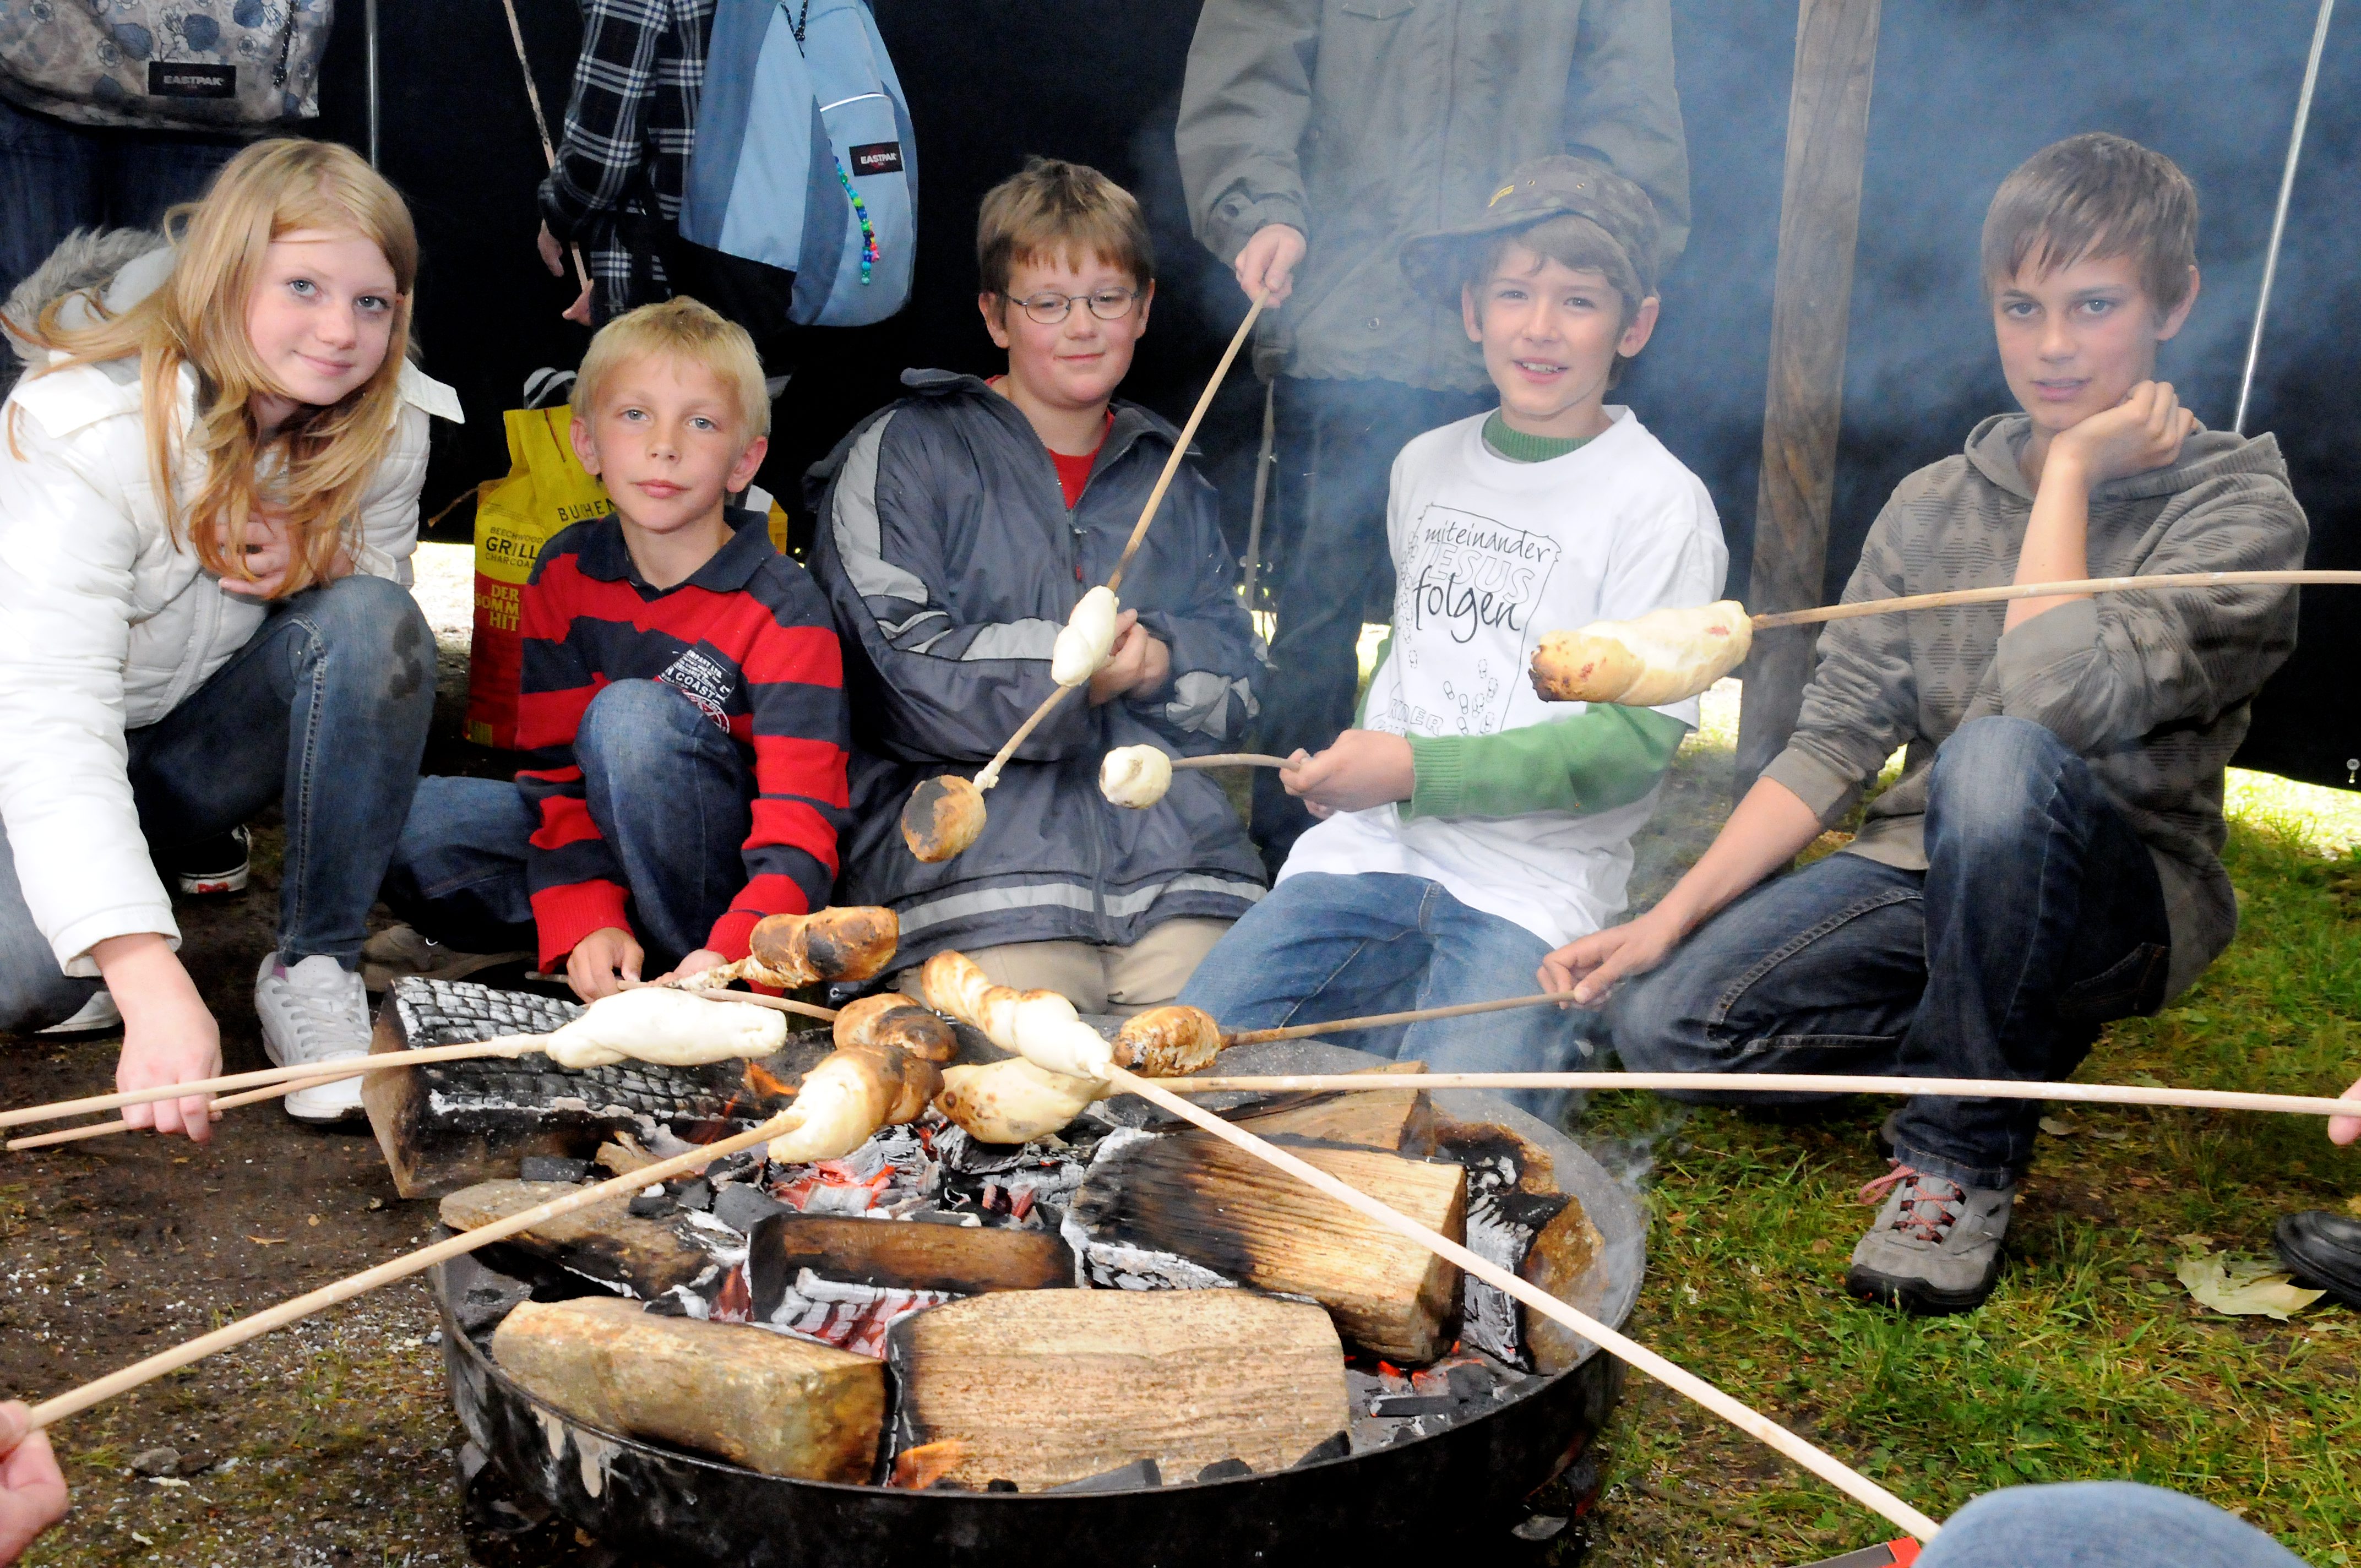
top-left (809, 370), bottom-right (1268, 1008)
top-left (1176, 0), bottom-right (1690, 868)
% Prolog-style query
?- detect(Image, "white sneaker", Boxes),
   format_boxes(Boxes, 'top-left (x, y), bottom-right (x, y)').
top-left (37, 987), bottom-right (122, 1035)
top-left (254, 952), bottom-right (373, 1124)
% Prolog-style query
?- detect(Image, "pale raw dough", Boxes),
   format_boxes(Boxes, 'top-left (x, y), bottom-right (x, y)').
top-left (766, 1050), bottom-right (894, 1164)
top-left (1098, 745), bottom-right (1173, 808)
top-left (541, 988), bottom-right (788, 1070)
top-left (934, 1057), bottom-right (1109, 1145)
top-left (920, 951), bottom-right (1115, 1081)
top-left (1050, 586), bottom-right (1120, 687)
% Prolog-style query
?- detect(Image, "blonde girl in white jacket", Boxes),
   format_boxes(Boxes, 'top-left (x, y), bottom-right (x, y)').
top-left (0, 139), bottom-right (461, 1138)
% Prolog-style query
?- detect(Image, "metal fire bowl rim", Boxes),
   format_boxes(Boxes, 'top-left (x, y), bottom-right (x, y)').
top-left (439, 1039), bottom-right (1646, 1501)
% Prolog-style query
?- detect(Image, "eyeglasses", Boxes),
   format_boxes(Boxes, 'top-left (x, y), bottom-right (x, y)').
top-left (1005, 287), bottom-right (1144, 325)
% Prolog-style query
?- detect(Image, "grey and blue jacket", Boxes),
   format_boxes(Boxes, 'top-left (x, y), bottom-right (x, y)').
top-left (807, 369), bottom-right (1268, 972)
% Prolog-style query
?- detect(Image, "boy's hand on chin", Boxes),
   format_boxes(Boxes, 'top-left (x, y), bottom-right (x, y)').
top-left (1280, 731), bottom-right (1414, 816)
top-left (2053, 380), bottom-right (2197, 486)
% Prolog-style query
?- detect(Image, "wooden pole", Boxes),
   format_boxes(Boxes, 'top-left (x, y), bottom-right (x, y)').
top-left (20, 1114), bottom-right (792, 1432)
top-left (1172, 752), bottom-right (1291, 771)
top-left (1734, 0), bottom-right (1883, 794)
top-left (6, 1074), bottom-right (348, 1152)
top-left (1108, 1066), bottom-right (1943, 1542)
top-left (1222, 991), bottom-right (1576, 1047)
top-left (1751, 569), bottom-right (2361, 630)
top-left (1151, 1071), bottom-right (2361, 1123)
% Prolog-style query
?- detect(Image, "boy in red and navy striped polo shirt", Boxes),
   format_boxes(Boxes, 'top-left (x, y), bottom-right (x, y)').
top-left (380, 299), bottom-right (848, 1000)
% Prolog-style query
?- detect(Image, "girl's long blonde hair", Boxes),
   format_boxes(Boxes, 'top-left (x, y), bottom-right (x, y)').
top-left (13, 138), bottom-right (418, 597)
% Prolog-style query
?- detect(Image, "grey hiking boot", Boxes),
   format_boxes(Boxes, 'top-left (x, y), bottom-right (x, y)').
top-left (1844, 1162), bottom-right (2014, 1315)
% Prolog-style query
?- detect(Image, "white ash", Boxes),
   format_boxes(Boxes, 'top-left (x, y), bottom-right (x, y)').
top-left (759, 1267), bottom-right (954, 1358)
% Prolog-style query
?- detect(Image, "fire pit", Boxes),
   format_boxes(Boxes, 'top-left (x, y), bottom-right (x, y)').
top-left (385, 982), bottom-right (1644, 1564)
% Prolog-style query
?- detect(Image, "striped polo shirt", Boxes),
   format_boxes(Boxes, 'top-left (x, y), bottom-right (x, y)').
top-left (514, 507), bottom-right (850, 967)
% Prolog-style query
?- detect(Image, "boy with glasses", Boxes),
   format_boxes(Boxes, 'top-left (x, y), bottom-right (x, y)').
top-left (809, 158), bottom-right (1266, 1014)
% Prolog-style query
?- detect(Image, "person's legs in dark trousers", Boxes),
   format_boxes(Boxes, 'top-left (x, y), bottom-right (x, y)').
top-left (1609, 715), bottom-right (2170, 1311)
top-left (126, 574), bottom-right (438, 970)
top-left (1179, 872), bottom-right (1435, 1059)
top-left (569, 679), bottom-right (755, 972)
top-left (378, 777), bottom-right (542, 956)
top-left (0, 97), bottom-right (99, 303)
top-left (0, 819), bottom-right (104, 1033)
top-left (1248, 377), bottom-right (1489, 872)
top-left (1886, 715), bottom-right (2170, 1185)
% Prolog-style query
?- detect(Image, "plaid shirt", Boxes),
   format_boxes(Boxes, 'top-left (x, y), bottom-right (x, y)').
top-left (536, 0), bottom-right (712, 323)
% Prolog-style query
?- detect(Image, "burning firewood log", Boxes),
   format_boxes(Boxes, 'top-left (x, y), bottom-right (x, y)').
top-left (489, 1297), bottom-right (884, 1482)
top-left (438, 1179), bottom-right (727, 1299)
top-left (885, 1288), bottom-right (1346, 1491)
top-left (745, 1212), bottom-right (1072, 1301)
top-left (1070, 1128), bottom-right (1467, 1363)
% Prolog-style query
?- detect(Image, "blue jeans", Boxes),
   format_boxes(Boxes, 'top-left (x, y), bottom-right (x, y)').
top-left (1917, 1483), bottom-right (2308, 1568)
top-left (0, 575), bottom-right (436, 1030)
top-left (1608, 717), bottom-right (2172, 1188)
top-left (0, 96), bottom-right (243, 328)
top-left (382, 679), bottom-right (755, 970)
top-left (1178, 872), bottom-right (1587, 1123)
top-left (1248, 377), bottom-right (1492, 873)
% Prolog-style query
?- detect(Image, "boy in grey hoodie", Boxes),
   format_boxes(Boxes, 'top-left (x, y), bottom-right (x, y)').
top-left (1547, 134), bottom-right (2308, 1315)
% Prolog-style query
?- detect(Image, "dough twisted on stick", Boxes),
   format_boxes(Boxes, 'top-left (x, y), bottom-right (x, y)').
top-left (1112, 1004), bottom-right (1225, 1076)
top-left (766, 1043), bottom-right (942, 1164)
top-left (830, 993), bottom-right (957, 1062)
top-left (1530, 600), bottom-right (1753, 707)
top-left (934, 1057), bottom-right (1109, 1145)
top-left (1049, 585), bottom-right (1120, 687)
top-left (679, 906), bottom-right (901, 989)
top-left (917, 951), bottom-right (1113, 1081)
top-left (542, 988), bottom-right (788, 1070)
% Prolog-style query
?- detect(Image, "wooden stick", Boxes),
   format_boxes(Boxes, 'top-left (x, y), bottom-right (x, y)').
top-left (20, 1113), bottom-right (793, 1433)
top-left (969, 287), bottom-right (1274, 795)
top-left (1105, 287), bottom-right (1271, 593)
top-left (629, 981), bottom-right (839, 1024)
top-left (1220, 990), bottom-right (1576, 1047)
top-left (1155, 1071), bottom-right (2361, 1121)
top-left (1107, 1065), bottom-right (1942, 1542)
top-left (1173, 752), bottom-right (1291, 771)
top-left (1751, 569), bottom-right (2361, 630)
top-left (974, 683), bottom-right (1078, 792)
top-left (0, 1035), bottom-right (550, 1132)
top-left (6, 1073), bottom-right (351, 1152)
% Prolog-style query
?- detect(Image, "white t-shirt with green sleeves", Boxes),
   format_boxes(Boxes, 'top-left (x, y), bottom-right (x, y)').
top-left (1279, 406), bottom-right (1727, 948)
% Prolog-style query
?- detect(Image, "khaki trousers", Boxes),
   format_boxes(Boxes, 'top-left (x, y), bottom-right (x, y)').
top-left (896, 918), bottom-right (1233, 1017)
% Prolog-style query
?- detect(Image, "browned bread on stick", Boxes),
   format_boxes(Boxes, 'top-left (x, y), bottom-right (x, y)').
top-left (1529, 600), bottom-right (1753, 707)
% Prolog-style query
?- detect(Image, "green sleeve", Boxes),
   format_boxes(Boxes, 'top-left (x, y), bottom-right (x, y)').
top-left (1403, 705), bottom-right (1690, 821)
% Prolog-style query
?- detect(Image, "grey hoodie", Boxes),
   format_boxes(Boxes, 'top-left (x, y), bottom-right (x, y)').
top-left (1762, 414), bottom-right (2309, 1002)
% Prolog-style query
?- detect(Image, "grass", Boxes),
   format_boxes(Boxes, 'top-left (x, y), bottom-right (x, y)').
top-left (1560, 685), bottom-right (2361, 1566)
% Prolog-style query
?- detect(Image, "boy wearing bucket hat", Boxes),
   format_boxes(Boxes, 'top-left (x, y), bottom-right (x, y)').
top-left (1179, 157), bottom-right (1724, 1122)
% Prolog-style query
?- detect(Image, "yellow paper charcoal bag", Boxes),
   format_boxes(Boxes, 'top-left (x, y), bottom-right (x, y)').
top-left (463, 407), bottom-right (611, 749)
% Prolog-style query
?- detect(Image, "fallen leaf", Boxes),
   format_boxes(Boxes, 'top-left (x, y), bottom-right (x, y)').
top-left (2173, 1233), bottom-right (2215, 1250)
top-left (2039, 1114), bottom-right (2078, 1136)
top-left (246, 1235), bottom-right (288, 1246)
top-left (2346, 1196), bottom-right (2361, 1220)
top-left (2174, 1253), bottom-right (2325, 1320)
top-left (306, 1214), bottom-right (321, 1227)
top-left (2086, 1126), bottom-right (2130, 1142)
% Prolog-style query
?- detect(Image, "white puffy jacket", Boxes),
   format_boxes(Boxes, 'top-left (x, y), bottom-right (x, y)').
top-left (0, 258), bottom-right (463, 975)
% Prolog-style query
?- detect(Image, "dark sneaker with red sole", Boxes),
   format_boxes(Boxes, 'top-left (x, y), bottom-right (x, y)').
top-left (169, 825), bottom-right (251, 896)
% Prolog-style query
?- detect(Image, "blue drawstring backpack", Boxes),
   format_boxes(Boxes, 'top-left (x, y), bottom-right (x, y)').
top-left (670, 0), bottom-right (916, 340)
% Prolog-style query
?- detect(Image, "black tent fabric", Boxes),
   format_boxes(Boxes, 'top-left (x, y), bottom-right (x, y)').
top-left (307, 0), bottom-right (2352, 788)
